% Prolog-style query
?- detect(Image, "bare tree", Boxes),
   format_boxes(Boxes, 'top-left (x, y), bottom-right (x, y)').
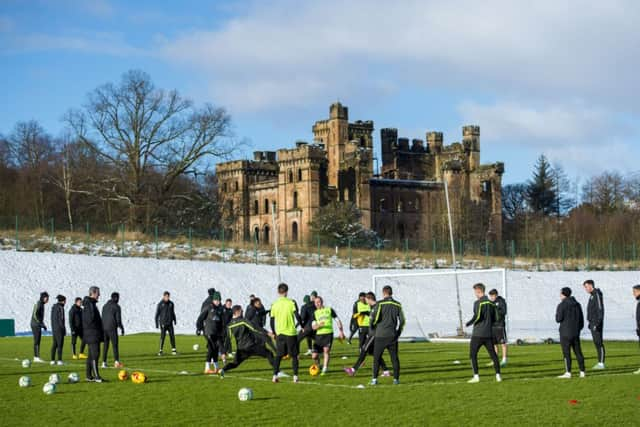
top-left (8, 121), bottom-right (54, 226)
top-left (65, 70), bottom-right (237, 230)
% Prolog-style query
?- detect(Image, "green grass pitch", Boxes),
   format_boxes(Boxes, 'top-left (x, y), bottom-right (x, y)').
top-left (1, 334), bottom-right (638, 426)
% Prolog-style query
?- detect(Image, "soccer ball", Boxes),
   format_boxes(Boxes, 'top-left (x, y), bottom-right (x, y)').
top-left (238, 387), bottom-right (253, 401)
top-left (21, 359), bottom-right (31, 368)
top-left (309, 364), bottom-right (320, 377)
top-left (42, 382), bottom-right (57, 395)
top-left (68, 372), bottom-right (80, 383)
top-left (131, 371), bottom-right (147, 384)
top-left (118, 370), bottom-right (129, 381)
top-left (48, 373), bottom-right (61, 384)
top-left (193, 344), bottom-right (200, 351)
top-left (18, 376), bottom-right (31, 387)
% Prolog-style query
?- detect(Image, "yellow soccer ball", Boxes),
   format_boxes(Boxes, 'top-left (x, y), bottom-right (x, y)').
top-left (309, 364), bottom-right (320, 377)
top-left (131, 371), bottom-right (147, 384)
top-left (117, 370), bottom-right (129, 381)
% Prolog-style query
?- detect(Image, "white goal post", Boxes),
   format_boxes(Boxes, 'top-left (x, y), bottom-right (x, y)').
top-left (372, 269), bottom-right (508, 341)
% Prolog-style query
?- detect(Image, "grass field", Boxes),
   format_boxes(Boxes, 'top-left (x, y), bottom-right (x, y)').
top-left (1, 335), bottom-right (638, 426)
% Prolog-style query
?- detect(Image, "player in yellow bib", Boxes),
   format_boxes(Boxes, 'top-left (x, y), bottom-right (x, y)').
top-left (311, 296), bottom-right (345, 375)
top-left (270, 283), bottom-right (302, 383)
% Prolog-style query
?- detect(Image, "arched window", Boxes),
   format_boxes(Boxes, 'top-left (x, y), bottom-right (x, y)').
top-left (291, 222), bottom-right (298, 242)
top-left (298, 169), bottom-right (302, 181)
top-left (293, 191), bottom-right (298, 209)
top-left (263, 225), bottom-right (270, 244)
top-left (223, 182), bottom-right (227, 192)
top-left (264, 199), bottom-right (269, 214)
top-left (288, 170), bottom-right (293, 183)
top-left (235, 181), bottom-right (239, 191)
top-left (253, 200), bottom-right (259, 215)
top-left (253, 226), bottom-right (260, 243)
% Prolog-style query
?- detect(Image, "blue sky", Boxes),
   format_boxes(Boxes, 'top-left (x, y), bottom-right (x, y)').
top-left (1, 0), bottom-right (639, 184)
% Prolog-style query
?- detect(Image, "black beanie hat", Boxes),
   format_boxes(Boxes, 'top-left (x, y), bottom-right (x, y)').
top-left (40, 292), bottom-right (49, 301)
top-left (208, 288), bottom-right (216, 296)
top-left (56, 294), bottom-right (66, 302)
top-left (561, 287), bottom-right (572, 297)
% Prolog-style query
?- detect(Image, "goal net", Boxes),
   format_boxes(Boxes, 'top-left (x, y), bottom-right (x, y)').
top-left (372, 269), bottom-right (507, 341)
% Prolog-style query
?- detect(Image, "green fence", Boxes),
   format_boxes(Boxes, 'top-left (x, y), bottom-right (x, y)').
top-left (1, 215), bottom-right (638, 271)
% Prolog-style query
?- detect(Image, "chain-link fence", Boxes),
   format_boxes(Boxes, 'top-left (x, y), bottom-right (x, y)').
top-left (1, 215), bottom-right (638, 271)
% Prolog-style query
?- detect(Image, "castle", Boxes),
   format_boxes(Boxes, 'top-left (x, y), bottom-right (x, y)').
top-left (216, 103), bottom-right (504, 246)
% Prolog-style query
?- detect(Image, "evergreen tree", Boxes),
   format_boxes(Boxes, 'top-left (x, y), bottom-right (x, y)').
top-left (309, 201), bottom-right (377, 246)
top-left (526, 155), bottom-right (556, 216)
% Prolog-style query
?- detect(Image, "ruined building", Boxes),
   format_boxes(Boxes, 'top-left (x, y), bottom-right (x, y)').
top-left (216, 103), bottom-right (504, 245)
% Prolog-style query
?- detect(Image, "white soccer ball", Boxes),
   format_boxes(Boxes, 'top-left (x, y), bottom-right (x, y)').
top-left (21, 359), bottom-right (31, 368)
top-left (193, 344), bottom-right (200, 351)
top-left (18, 376), bottom-right (31, 387)
top-left (237, 387), bottom-right (253, 401)
top-left (42, 382), bottom-right (57, 395)
top-left (68, 372), bottom-right (80, 383)
top-left (48, 373), bottom-right (61, 384)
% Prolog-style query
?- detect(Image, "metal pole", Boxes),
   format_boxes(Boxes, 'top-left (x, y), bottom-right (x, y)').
top-left (271, 201), bottom-right (281, 283)
top-left (443, 179), bottom-right (463, 335)
top-left (15, 215), bottom-right (19, 251)
top-left (154, 224), bottom-right (159, 259)
top-left (121, 224), bottom-right (125, 257)
top-left (50, 218), bottom-right (55, 253)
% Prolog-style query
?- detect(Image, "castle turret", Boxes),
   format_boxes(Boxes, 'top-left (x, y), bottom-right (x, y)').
top-left (462, 125), bottom-right (480, 172)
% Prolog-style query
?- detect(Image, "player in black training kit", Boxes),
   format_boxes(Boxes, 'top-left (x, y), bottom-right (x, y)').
top-left (369, 286), bottom-right (405, 385)
top-left (69, 297), bottom-right (86, 359)
top-left (197, 291), bottom-right (226, 374)
top-left (155, 291), bottom-right (177, 356)
top-left (83, 286), bottom-right (104, 382)
top-left (488, 289), bottom-right (508, 366)
top-left (555, 287), bottom-right (586, 379)
top-left (50, 295), bottom-right (66, 365)
top-left (30, 291), bottom-right (49, 363)
top-left (467, 283), bottom-right (501, 383)
top-left (219, 306), bottom-right (277, 378)
top-left (633, 285), bottom-right (640, 375)
top-left (583, 280), bottom-right (605, 370)
top-left (344, 292), bottom-right (390, 377)
top-left (101, 292), bottom-right (125, 368)
top-left (299, 294), bottom-right (316, 356)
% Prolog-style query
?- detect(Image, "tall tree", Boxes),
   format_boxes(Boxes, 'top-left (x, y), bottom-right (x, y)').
top-left (310, 201), bottom-right (377, 246)
top-left (526, 154), bottom-right (556, 216)
top-left (551, 162), bottom-right (575, 217)
top-left (502, 183), bottom-right (528, 221)
top-left (8, 121), bottom-right (54, 226)
top-left (65, 70), bottom-right (237, 230)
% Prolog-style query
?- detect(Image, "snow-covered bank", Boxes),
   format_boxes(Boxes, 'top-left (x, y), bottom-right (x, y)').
top-left (0, 252), bottom-right (638, 340)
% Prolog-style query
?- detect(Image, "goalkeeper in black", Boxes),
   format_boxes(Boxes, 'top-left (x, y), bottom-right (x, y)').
top-left (369, 285), bottom-right (405, 385)
top-left (466, 283), bottom-right (501, 383)
top-left (219, 306), bottom-right (276, 378)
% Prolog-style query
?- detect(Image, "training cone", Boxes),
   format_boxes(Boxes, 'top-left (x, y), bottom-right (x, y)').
top-left (568, 400), bottom-right (578, 405)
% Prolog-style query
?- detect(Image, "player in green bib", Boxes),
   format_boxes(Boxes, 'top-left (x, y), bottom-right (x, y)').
top-left (270, 283), bottom-right (302, 383)
top-left (311, 295), bottom-right (345, 375)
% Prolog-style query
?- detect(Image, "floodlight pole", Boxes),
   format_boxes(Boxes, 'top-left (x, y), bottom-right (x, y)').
top-left (272, 201), bottom-right (282, 284)
top-left (444, 178), bottom-right (464, 336)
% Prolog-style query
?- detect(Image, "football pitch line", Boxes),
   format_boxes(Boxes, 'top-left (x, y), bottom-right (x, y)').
top-left (3, 357), bottom-right (636, 389)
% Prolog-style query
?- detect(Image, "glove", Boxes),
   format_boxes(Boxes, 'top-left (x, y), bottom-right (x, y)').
top-left (196, 329), bottom-right (202, 336)
top-left (174, 320), bottom-right (177, 325)
top-left (43, 325), bottom-right (47, 331)
top-left (156, 324), bottom-right (159, 329)
top-left (636, 328), bottom-right (639, 337)
top-left (120, 328), bottom-right (125, 336)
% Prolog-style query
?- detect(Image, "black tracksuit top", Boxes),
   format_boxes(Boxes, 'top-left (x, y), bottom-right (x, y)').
top-left (82, 296), bottom-right (103, 344)
top-left (155, 300), bottom-right (176, 327)
top-left (51, 302), bottom-right (66, 335)
top-left (69, 305), bottom-right (82, 333)
top-left (556, 296), bottom-right (584, 338)
top-left (102, 300), bottom-right (123, 332)
top-left (466, 296), bottom-right (497, 338)
top-left (586, 288), bottom-right (604, 326)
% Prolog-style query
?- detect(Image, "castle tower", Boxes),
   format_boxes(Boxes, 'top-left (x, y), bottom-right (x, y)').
top-left (427, 131), bottom-right (443, 178)
top-left (324, 102), bottom-right (349, 188)
top-left (462, 125), bottom-right (480, 172)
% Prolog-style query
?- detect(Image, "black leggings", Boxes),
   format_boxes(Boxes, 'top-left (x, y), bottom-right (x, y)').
top-left (31, 326), bottom-right (42, 358)
top-left (206, 336), bottom-right (221, 363)
top-left (353, 334), bottom-right (388, 371)
top-left (372, 336), bottom-right (399, 380)
top-left (470, 336), bottom-right (500, 375)
top-left (273, 335), bottom-right (299, 376)
top-left (561, 335), bottom-right (585, 372)
top-left (50, 331), bottom-right (64, 361)
top-left (103, 329), bottom-right (119, 363)
top-left (224, 345), bottom-right (275, 372)
top-left (71, 333), bottom-right (86, 355)
top-left (160, 325), bottom-right (176, 350)
top-left (590, 324), bottom-right (605, 364)
top-left (86, 343), bottom-right (101, 379)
